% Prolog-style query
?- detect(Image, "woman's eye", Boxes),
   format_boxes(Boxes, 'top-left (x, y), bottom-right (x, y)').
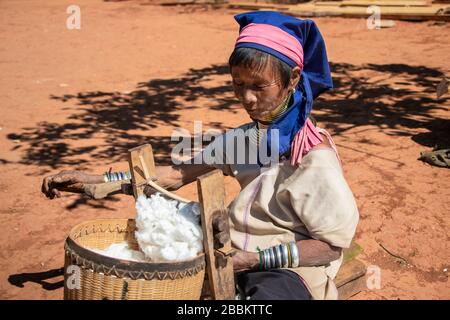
top-left (232, 81), bottom-right (271, 90)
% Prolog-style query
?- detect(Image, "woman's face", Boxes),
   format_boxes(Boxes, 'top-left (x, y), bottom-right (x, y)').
top-left (231, 64), bottom-right (294, 121)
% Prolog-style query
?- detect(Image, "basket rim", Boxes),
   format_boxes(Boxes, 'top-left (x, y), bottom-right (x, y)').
top-left (66, 218), bottom-right (206, 275)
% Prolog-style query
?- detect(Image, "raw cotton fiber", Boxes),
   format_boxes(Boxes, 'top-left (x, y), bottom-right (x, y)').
top-left (92, 242), bottom-right (145, 262)
top-left (92, 193), bottom-right (203, 262)
top-left (135, 193), bottom-right (203, 262)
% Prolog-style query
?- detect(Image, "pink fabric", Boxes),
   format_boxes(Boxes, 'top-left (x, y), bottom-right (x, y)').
top-left (290, 118), bottom-right (341, 166)
top-left (236, 23), bottom-right (304, 69)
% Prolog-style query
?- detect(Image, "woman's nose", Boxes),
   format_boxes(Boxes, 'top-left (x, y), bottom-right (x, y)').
top-left (241, 88), bottom-right (257, 106)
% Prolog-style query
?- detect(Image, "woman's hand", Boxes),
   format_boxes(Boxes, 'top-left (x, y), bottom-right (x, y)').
top-left (41, 170), bottom-right (103, 199)
top-left (232, 249), bottom-right (260, 273)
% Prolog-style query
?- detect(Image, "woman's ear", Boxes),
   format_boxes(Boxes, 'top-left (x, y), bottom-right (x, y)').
top-left (290, 67), bottom-right (301, 90)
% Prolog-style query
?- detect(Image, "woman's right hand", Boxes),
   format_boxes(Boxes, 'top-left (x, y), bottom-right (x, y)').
top-left (41, 170), bottom-right (103, 199)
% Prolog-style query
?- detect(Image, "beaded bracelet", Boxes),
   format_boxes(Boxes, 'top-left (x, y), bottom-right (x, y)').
top-left (103, 170), bottom-right (132, 183)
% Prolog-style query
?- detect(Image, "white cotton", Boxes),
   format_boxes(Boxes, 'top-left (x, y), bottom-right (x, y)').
top-left (89, 193), bottom-right (203, 263)
top-left (92, 242), bottom-right (146, 262)
top-left (134, 193), bottom-right (203, 262)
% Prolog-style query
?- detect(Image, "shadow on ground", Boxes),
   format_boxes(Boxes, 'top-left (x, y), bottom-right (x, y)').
top-left (8, 62), bottom-right (449, 175)
top-left (8, 268), bottom-right (64, 291)
top-left (315, 62), bottom-right (449, 150)
top-left (8, 64), bottom-right (237, 174)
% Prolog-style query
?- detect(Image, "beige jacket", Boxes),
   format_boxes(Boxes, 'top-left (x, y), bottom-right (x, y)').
top-left (199, 124), bottom-right (359, 299)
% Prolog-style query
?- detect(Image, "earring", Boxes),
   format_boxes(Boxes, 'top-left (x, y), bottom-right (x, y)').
top-left (292, 88), bottom-right (296, 94)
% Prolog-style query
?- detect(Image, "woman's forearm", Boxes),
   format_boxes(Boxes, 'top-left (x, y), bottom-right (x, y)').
top-left (85, 162), bottom-right (215, 191)
top-left (233, 239), bottom-right (342, 272)
top-left (297, 239), bottom-right (342, 267)
top-left (155, 163), bottom-right (215, 191)
top-left (86, 174), bottom-right (105, 184)
top-left (177, 162), bottom-right (216, 186)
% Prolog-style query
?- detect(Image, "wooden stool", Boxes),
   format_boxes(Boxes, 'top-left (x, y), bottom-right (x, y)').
top-left (336, 242), bottom-right (367, 300)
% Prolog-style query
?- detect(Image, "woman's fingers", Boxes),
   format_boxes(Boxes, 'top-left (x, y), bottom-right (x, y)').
top-left (41, 170), bottom-right (81, 198)
top-left (51, 174), bottom-right (64, 183)
top-left (51, 188), bottom-right (61, 198)
top-left (52, 170), bottom-right (77, 184)
top-left (41, 178), bottom-right (49, 196)
top-left (42, 175), bottom-right (56, 195)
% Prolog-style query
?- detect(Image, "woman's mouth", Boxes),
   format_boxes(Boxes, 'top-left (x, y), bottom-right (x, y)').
top-left (247, 110), bottom-right (259, 118)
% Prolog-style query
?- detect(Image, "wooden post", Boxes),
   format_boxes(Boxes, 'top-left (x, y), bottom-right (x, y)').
top-left (197, 169), bottom-right (235, 300)
top-left (335, 259), bottom-right (367, 300)
top-left (128, 144), bottom-right (156, 198)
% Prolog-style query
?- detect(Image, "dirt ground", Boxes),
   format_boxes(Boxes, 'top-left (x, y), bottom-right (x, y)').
top-left (0, 0), bottom-right (449, 300)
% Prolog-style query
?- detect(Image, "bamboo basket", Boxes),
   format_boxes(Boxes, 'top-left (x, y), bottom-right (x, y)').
top-left (64, 219), bottom-right (205, 300)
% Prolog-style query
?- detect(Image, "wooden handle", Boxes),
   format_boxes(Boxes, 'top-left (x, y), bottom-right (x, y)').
top-left (145, 179), bottom-right (190, 203)
top-left (76, 179), bottom-right (190, 202)
top-left (83, 181), bottom-right (131, 199)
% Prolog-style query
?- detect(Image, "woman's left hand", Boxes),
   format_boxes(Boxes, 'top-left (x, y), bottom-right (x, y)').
top-left (232, 249), bottom-right (259, 272)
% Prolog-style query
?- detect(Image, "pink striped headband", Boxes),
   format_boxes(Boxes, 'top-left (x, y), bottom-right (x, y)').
top-left (236, 23), bottom-right (304, 70)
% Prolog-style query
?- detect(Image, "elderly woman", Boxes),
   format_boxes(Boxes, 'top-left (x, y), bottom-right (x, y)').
top-left (42, 11), bottom-right (359, 300)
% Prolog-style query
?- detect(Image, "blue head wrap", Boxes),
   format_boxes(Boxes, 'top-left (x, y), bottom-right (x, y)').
top-left (233, 11), bottom-right (333, 158)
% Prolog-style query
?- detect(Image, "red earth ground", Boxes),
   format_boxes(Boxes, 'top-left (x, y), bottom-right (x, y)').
top-left (0, 0), bottom-right (448, 300)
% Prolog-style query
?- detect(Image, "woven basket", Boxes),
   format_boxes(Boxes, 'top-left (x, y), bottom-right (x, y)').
top-left (64, 219), bottom-right (205, 300)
